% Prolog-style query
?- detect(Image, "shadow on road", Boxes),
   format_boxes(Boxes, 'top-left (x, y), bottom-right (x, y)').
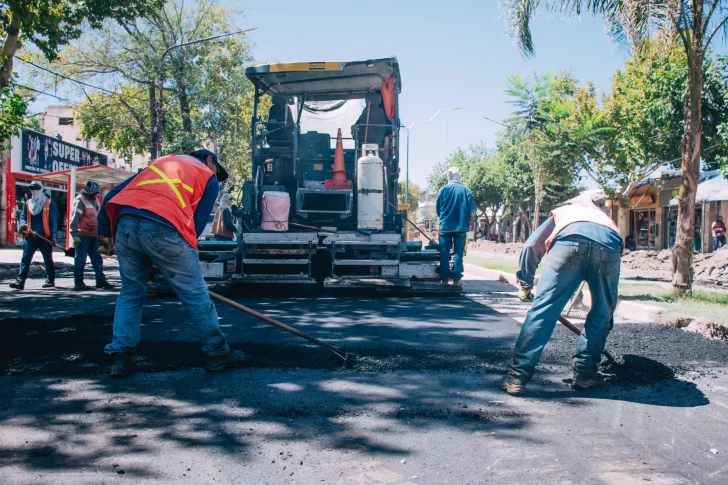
top-left (0, 292), bottom-right (720, 477)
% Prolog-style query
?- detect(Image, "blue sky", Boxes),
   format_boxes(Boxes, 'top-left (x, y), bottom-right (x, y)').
top-left (30, 1), bottom-right (630, 187)
top-left (231, 0), bottom-right (629, 188)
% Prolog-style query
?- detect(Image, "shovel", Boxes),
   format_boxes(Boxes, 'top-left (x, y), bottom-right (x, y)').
top-left (22, 229), bottom-right (76, 257)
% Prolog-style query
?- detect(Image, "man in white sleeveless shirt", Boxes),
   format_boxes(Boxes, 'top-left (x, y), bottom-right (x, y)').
top-left (501, 190), bottom-right (623, 396)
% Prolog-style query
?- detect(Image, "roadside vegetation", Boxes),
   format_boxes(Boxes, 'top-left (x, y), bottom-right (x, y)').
top-left (619, 283), bottom-right (728, 328)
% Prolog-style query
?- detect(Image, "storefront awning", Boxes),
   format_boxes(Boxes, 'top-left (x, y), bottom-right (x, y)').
top-left (696, 173), bottom-right (728, 202)
top-left (32, 164), bottom-right (133, 189)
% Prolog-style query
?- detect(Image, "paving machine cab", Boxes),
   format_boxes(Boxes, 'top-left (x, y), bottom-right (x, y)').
top-left (195, 58), bottom-right (454, 292)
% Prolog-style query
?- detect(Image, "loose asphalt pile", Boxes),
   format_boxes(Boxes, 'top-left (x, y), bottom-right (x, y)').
top-left (1, 309), bottom-right (727, 390)
top-left (0, 261), bottom-right (73, 281)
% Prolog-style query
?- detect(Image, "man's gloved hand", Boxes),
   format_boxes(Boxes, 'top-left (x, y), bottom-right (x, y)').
top-left (98, 237), bottom-right (114, 255)
top-left (19, 224), bottom-right (28, 234)
top-left (518, 286), bottom-right (534, 303)
top-left (73, 236), bottom-right (82, 247)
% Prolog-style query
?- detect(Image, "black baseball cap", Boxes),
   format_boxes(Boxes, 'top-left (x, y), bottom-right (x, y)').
top-left (189, 149), bottom-right (228, 183)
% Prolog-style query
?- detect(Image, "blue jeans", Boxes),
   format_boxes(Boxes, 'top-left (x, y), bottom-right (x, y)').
top-left (713, 235), bottom-right (726, 251)
top-left (18, 236), bottom-right (55, 282)
top-left (104, 216), bottom-right (229, 357)
top-left (439, 232), bottom-right (466, 281)
top-left (74, 235), bottom-right (106, 284)
top-left (508, 236), bottom-right (621, 382)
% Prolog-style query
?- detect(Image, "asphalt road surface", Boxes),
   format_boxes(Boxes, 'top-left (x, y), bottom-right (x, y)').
top-left (1, 274), bottom-right (727, 484)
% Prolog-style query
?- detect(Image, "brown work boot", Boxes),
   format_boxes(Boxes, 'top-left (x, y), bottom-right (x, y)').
top-left (205, 350), bottom-right (245, 372)
top-left (571, 374), bottom-right (605, 391)
top-left (72, 282), bottom-right (95, 291)
top-left (9, 279), bottom-right (24, 290)
top-left (499, 374), bottom-right (526, 396)
top-left (109, 353), bottom-right (133, 378)
top-left (96, 280), bottom-right (116, 290)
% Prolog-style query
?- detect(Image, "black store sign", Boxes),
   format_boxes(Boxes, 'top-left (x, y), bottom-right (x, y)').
top-left (21, 129), bottom-right (107, 174)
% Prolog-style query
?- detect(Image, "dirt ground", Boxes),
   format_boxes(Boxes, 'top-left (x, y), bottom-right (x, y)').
top-left (621, 245), bottom-right (728, 287)
top-left (468, 240), bottom-right (524, 254)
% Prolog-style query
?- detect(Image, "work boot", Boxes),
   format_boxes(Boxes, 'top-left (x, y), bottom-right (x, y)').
top-left (109, 353), bottom-right (132, 378)
top-left (72, 282), bottom-right (95, 291)
top-left (42, 279), bottom-right (55, 288)
top-left (9, 279), bottom-right (24, 290)
top-left (205, 350), bottom-right (245, 372)
top-left (571, 374), bottom-right (605, 391)
top-left (453, 279), bottom-right (462, 287)
top-left (499, 374), bottom-right (526, 396)
top-left (96, 280), bottom-right (116, 290)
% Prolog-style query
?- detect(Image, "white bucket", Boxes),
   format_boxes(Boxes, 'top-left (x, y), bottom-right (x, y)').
top-left (261, 191), bottom-right (290, 231)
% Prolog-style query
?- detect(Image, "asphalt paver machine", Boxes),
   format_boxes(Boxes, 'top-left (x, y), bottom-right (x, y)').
top-left (197, 58), bottom-right (457, 292)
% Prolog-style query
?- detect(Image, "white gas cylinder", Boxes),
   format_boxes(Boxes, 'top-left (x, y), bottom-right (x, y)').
top-left (356, 144), bottom-right (384, 230)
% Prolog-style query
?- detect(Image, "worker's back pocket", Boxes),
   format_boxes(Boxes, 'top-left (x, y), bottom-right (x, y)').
top-left (545, 241), bottom-right (584, 272)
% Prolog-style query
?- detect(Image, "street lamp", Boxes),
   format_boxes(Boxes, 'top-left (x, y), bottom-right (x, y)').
top-left (481, 115), bottom-right (506, 127)
top-left (154, 28), bottom-right (256, 159)
top-left (402, 107), bottom-right (463, 204)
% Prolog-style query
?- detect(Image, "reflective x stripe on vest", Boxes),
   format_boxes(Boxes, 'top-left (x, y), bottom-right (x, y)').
top-left (136, 164), bottom-right (195, 208)
top-left (105, 154), bottom-right (213, 249)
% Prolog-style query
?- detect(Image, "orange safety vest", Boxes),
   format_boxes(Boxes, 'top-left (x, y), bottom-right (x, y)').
top-left (106, 154), bottom-right (214, 249)
top-left (26, 198), bottom-right (52, 238)
top-left (211, 207), bottom-right (234, 239)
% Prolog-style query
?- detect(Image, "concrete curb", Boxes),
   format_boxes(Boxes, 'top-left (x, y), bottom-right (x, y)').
top-left (465, 264), bottom-right (664, 322)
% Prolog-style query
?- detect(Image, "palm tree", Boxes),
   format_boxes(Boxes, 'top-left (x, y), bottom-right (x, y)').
top-left (502, 0), bottom-right (728, 293)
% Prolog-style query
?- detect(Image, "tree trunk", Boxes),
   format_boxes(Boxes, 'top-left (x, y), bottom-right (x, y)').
top-left (672, 14), bottom-right (704, 293)
top-left (519, 203), bottom-right (532, 241)
top-left (533, 199), bottom-right (541, 230)
top-left (0, 10), bottom-right (22, 91)
top-left (149, 85), bottom-right (158, 159)
top-left (178, 86), bottom-right (193, 134)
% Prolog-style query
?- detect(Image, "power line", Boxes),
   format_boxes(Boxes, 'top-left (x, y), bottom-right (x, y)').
top-left (16, 84), bottom-right (70, 101)
top-left (15, 56), bottom-right (135, 99)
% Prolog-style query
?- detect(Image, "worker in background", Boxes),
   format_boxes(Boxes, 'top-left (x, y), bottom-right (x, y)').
top-left (501, 190), bottom-right (623, 396)
top-left (211, 193), bottom-right (236, 241)
top-left (97, 149), bottom-right (244, 378)
top-left (436, 167), bottom-right (477, 287)
top-left (70, 180), bottom-right (115, 291)
top-left (712, 215), bottom-right (726, 251)
top-left (10, 181), bottom-right (58, 290)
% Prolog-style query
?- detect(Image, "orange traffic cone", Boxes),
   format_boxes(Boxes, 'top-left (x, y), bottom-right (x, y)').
top-left (324, 128), bottom-right (352, 189)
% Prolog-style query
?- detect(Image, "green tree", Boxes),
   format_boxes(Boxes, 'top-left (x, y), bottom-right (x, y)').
top-left (55, 0), bottom-right (257, 178)
top-left (0, 0), bottom-right (162, 91)
top-left (502, 0), bottom-right (728, 293)
top-left (398, 181), bottom-right (421, 224)
top-left (0, 78), bottom-right (28, 148)
top-left (505, 72), bottom-right (582, 227)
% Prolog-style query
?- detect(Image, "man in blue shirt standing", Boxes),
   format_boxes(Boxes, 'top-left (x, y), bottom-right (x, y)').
top-left (436, 167), bottom-right (477, 287)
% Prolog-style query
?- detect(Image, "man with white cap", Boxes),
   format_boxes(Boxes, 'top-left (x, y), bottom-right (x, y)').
top-left (10, 181), bottom-right (58, 290)
top-left (500, 190), bottom-right (623, 395)
top-left (436, 167), bottom-right (477, 286)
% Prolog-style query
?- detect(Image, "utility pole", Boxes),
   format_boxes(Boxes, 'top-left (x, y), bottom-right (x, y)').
top-left (153, 28), bottom-right (256, 159)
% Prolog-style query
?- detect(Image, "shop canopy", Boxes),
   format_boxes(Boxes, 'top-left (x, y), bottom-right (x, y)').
top-left (696, 173), bottom-right (728, 203)
top-left (32, 164), bottom-right (133, 190)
